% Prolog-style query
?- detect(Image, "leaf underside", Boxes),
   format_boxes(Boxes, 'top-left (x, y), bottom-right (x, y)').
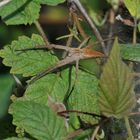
top-left (99, 39), bottom-right (136, 118)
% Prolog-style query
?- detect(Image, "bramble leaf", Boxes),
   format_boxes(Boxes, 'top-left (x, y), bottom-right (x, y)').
top-left (0, 0), bottom-right (40, 25)
top-left (99, 39), bottom-right (136, 118)
top-left (121, 44), bottom-right (140, 62)
top-left (0, 34), bottom-right (58, 77)
top-left (24, 74), bottom-right (68, 105)
top-left (64, 68), bottom-right (100, 125)
top-left (9, 101), bottom-right (66, 140)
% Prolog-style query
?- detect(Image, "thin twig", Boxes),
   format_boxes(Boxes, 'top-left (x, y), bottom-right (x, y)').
top-left (129, 112), bottom-right (140, 116)
top-left (106, 9), bottom-right (115, 54)
top-left (0, 0), bottom-right (11, 8)
top-left (34, 21), bottom-right (50, 48)
top-left (133, 72), bottom-right (140, 77)
top-left (62, 34), bottom-right (73, 58)
top-left (133, 17), bottom-right (137, 45)
top-left (68, 0), bottom-right (107, 55)
top-left (72, 12), bottom-right (88, 39)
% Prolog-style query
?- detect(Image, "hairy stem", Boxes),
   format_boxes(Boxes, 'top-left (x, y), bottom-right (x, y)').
top-left (124, 116), bottom-right (134, 140)
top-left (34, 21), bottom-right (50, 48)
top-left (133, 17), bottom-right (137, 45)
top-left (91, 125), bottom-right (100, 140)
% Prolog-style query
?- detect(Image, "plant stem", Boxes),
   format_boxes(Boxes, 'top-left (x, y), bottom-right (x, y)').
top-left (91, 125), bottom-right (100, 140)
top-left (107, 9), bottom-right (115, 54)
top-left (0, 0), bottom-right (11, 8)
top-left (124, 116), bottom-right (134, 140)
top-left (72, 12), bottom-right (88, 39)
top-left (34, 21), bottom-right (50, 48)
top-left (133, 17), bottom-right (137, 45)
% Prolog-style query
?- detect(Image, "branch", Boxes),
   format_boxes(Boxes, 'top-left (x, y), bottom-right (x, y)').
top-left (0, 0), bottom-right (11, 8)
top-left (34, 21), bottom-right (51, 49)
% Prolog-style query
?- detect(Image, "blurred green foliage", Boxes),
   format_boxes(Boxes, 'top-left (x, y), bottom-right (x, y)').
top-left (0, 74), bottom-right (15, 118)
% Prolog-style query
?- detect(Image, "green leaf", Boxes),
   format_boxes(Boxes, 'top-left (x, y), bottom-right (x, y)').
top-left (0, 74), bottom-right (15, 118)
top-left (124, 0), bottom-right (140, 18)
top-left (67, 68), bottom-right (99, 124)
top-left (4, 137), bottom-right (31, 140)
top-left (121, 44), bottom-right (140, 62)
top-left (0, 0), bottom-right (40, 25)
top-left (99, 39), bottom-right (136, 118)
top-left (9, 100), bottom-right (66, 140)
top-left (35, 0), bottom-right (65, 5)
top-left (0, 34), bottom-right (58, 77)
top-left (80, 59), bottom-right (101, 77)
top-left (23, 74), bottom-right (68, 105)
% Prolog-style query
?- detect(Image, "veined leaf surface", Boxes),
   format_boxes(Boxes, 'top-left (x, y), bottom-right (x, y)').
top-left (0, 0), bottom-right (40, 25)
top-left (99, 39), bottom-right (136, 118)
top-left (9, 101), bottom-right (66, 140)
top-left (0, 34), bottom-right (58, 77)
top-left (24, 74), bottom-right (68, 105)
top-left (64, 68), bottom-right (100, 125)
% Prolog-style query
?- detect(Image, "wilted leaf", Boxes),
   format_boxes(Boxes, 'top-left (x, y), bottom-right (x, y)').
top-left (64, 68), bottom-right (100, 125)
top-left (121, 44), bottom-right (140, 62)
top-left (0, 0), bottom-right (40, 25)
top-left (124, 0), bottom-right (140, 18)
top-left (99, 39), bottom-right (136, 118)
top-left (23, 74), bottom-right (68, 105)
top-left (0, 34), bottom-right (58, 77)
top-left (0, 74), bottom-right (15, 118)
top-left (9, 100), bottom-right (66, 140)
